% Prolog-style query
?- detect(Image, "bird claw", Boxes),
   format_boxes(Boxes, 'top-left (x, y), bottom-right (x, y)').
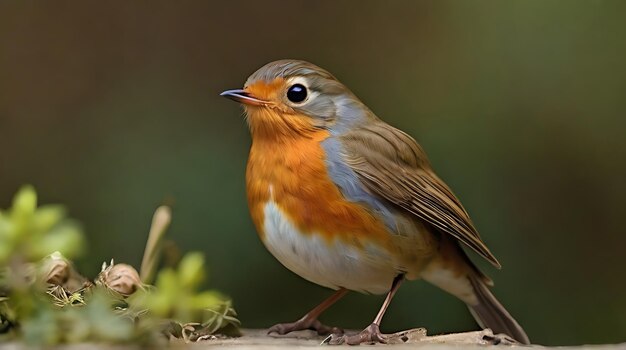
top-left (268, 318), bottom-right (343, 336)
top-left (482, 332), bottom-right (519, 346)
top-left (323, 323), bottom-right (387, 345)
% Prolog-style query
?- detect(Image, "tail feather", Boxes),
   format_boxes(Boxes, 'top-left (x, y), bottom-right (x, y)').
top-left (421, 238), bottom-right (530, 344)
top-left (467, 274), bottom-right (530, 344)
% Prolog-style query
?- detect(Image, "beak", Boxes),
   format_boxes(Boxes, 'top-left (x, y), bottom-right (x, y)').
top-left (220, 89), bottom-right (268, 106)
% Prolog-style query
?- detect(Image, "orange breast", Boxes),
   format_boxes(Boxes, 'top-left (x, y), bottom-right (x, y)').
top-left (246, 126), bottom-right (392, 250)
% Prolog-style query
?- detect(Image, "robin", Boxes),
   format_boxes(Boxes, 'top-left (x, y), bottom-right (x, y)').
top-left (221, 59), bottom-right (529, 345)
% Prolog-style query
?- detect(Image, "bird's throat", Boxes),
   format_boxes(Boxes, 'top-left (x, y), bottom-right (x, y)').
top-left (245, 107), bottom-right (318, 141)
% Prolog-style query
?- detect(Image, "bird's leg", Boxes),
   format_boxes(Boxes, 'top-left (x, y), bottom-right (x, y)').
top-left (326, 274), bottom-right (405, 345)
top-left (268, 288), bottom-right (348, 336)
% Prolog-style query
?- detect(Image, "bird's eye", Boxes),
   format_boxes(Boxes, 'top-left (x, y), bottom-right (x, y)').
top-left (287, 84), bottom-right (307, 103)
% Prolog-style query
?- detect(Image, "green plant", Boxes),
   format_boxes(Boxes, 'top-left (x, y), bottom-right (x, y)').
top-left (0, 185), bottom-right (84, 267)
top-left (0, 186), bottom-right (239, 345)
top-left (131, 252), bottom-right (240, 339)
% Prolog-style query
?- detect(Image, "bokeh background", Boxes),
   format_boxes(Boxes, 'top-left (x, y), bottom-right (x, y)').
top-left (1, 1), bottom-right (625, 345)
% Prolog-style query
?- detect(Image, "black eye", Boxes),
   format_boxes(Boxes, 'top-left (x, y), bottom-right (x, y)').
top-left (287, 84), bottom-right (307, 103)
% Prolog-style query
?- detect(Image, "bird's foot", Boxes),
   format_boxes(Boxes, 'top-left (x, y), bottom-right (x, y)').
top-left (324, 323), bottom-right (386, 345)
top-left (268, 317), bottom-right (343, 336)
top-left (482, 332), bottom-right (519, 345)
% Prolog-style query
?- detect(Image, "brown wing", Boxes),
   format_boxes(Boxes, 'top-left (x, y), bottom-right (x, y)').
top-left (340, 121), bottom-right (501, 268)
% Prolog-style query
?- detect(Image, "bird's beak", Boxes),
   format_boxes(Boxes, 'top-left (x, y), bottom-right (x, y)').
top-left (220, 89), bottom-right (268, 106)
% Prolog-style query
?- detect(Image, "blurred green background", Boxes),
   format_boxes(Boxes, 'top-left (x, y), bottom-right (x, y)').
top-left (1, 1), bottom-right (625, 346)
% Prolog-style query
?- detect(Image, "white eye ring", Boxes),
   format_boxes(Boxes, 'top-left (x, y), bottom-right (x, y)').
top-left (285, 77), bottom-right (318, 105)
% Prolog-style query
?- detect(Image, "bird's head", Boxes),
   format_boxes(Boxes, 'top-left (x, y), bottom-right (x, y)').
top-left (221, 59), bottom-right (374, 139)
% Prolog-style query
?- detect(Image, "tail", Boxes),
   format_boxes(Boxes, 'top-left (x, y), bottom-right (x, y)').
top-left (466, 273), bottom-right (530, 344)
top-left (421, 238), bottom-right (530, 344)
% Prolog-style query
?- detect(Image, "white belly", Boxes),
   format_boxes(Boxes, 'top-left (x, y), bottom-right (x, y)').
top-left (261, 200), bottom-right (397, 294)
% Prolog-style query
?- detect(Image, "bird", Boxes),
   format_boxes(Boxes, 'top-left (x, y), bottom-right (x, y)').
top-left (221, 59), bottom-right (529, 345)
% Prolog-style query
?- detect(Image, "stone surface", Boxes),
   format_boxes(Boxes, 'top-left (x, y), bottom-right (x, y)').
top-left (179, 329), bottom-right (626, 349)
top-left (2, 329), bottom-right (625, 349)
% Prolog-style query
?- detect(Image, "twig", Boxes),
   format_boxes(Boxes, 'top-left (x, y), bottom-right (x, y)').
top-left (140, 206), bottom-right (172, 284)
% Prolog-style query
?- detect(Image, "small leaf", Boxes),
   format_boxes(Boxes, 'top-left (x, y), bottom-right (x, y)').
top-left (32, 205), bottom-right (66, 233)
top-left (85, 290), bottom-right (135, 342)
top-left (11, 185), bottom-right (37, 222)
top-left (177, 253), bottom-right (205, 289)
top-left (190, 291), bottom-right (223, 310)
top-left (32, 223), bottom-right (85, 260)
top-left (21, 304), bottom-right (60, 345)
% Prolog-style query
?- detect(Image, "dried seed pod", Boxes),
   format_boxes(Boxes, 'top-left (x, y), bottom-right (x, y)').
top-left (39, 252), bottom-right (91, 292)
top-left (40, 251), bottom-right (70, 286)
top-left (98, 261), bottom-right (142, 296)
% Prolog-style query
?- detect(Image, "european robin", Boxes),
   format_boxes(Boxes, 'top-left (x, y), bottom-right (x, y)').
top-left (221, 60), bottom-right (529, 345)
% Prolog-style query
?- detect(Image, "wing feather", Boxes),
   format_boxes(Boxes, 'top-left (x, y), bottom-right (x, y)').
top-left (340, 121), bottom-right (501, 268)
